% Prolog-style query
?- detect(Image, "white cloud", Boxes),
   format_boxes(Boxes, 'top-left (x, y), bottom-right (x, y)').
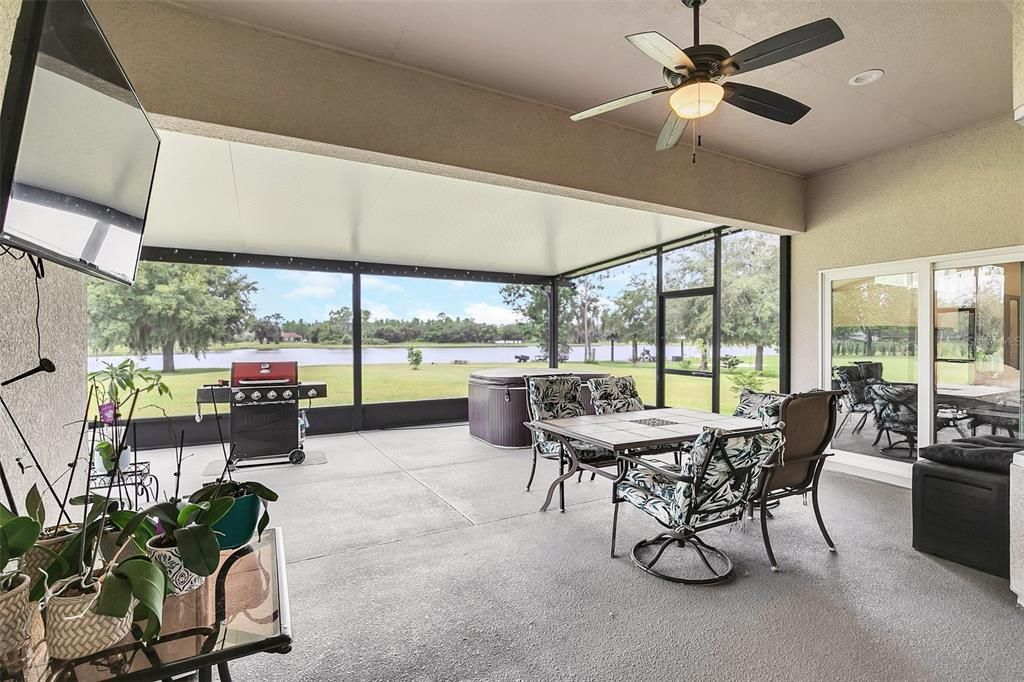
top-left (413, 308), bottom-right (440, 320)
top-left (363, 301), bottom-right (395, 321)
top-left (362, 276), bottom-right (404, 293)
top-left (284, 272), bottom-right (342, 299)
top-left (464, 302), bottom-right (524, 325)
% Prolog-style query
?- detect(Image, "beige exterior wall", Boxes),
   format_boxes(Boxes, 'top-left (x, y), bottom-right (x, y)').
top-left (790, 118), bottom-right (1024, 390)
top-left (0, 0), bottom-right (89, 517)
top-left (88, 0), bottom-right (804, 234)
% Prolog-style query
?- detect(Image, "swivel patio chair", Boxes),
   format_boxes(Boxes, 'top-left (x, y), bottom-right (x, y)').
top-left (868, 382), bottom-right (918, 454)
top-left (523, 374), bottom-right (614, 511)
top-left (610, 424), bottom-right (784, 584)
top-left (587, 375), bottom-right (644, 415)
top-left (748, 390), bottom-right (843, 572)
top-left (832, 364), bottom-right (882, 435)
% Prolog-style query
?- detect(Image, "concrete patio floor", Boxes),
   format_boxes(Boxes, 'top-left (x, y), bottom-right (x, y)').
top-left (147, 424), bottom-right (1024, 681)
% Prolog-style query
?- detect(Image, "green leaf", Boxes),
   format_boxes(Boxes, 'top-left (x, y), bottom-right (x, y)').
top-left (0, 503), bottom-right (15, 525)
top-left (95, 572), bottom-right (133, 618)
top-left (0, 517), bottom-right (41, 558)
top-left (25, 485), bottom-right (44, 527)
top-left (256, 507), bottom-right (270, 539)
top-left (148, 502), bottom-right (182, 531)
top-left (242, 481), bottom-right (278, 502)
top-left (176, 502), bottom-right (208, 528)
top-left (112, 557), bottom-right (167, 641)
top-left (197, 497), bottom-right (234, 527)
top-left (172, 526), bottom-right (221, 577)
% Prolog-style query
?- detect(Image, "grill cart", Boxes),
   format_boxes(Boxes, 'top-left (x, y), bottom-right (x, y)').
top-left (195, 361), bottom-right (327, 468)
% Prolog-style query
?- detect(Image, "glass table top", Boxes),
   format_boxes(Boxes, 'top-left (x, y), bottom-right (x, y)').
top-left (1, 528), bottom-right (290, 682)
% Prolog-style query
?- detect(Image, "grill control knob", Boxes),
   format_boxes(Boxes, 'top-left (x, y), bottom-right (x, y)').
top-left (252, 391), bottom-right (262, 400)
top-left (268, 390), bottom-right (278, 400)
top-left (283, 390), bottom-right (293, 399)
top-left (307, 388), bottom-right (317, 397)
top-left (234, 391), bottom-right (245, 401)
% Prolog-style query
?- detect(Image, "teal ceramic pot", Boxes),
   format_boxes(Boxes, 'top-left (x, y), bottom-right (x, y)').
top-left (213, 494), bottom-right (262, 549)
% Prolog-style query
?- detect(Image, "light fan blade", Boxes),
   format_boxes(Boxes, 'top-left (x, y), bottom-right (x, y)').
top-left (655, 112), bottom-right (689, 151)
top-left (626, 32), bottom-right (696, 74)
top-left (722, 82), bottom-right (810, 124)
top-left (720, 18), bottom-right (844, 76)
top-left (570, 86), bottom-right (672, 121)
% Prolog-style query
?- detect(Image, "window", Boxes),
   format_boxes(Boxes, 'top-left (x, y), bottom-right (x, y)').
top-left (564, 256), bottom-right (657, 404)
top-left (360, 275), bottom-right (548, 403)
top-left (87, 262), bottom-right (354, 416)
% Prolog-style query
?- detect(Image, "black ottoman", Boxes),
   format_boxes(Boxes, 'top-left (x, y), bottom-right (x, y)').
top-left (912, 436), bottom-right (1023, 579)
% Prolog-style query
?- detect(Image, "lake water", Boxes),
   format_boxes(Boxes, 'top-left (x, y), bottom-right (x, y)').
top-left (87, 343), bottom-right (775, 372)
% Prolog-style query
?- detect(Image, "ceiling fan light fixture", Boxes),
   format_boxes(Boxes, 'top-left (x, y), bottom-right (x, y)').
top-left (669, 81), bottom-right (725, 119)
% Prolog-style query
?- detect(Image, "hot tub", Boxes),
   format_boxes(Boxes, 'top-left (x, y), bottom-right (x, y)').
top-left (467, 368), bottom-right (610, 448)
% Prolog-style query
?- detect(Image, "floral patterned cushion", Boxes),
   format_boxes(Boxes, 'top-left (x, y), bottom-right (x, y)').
top-left (869, 383), bottom-right (918, 436)
top-left (536, 438), bottom-right (611, 460)
top-left (733, 388), bottom-right (787, 426)
top-left (617, 427), bottom-right (783, 529)
top-left (588, 375), bottom-right (645, 415)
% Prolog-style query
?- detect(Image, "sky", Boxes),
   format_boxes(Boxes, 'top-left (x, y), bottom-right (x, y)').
top-left (240, 258), bottom-right (655, 325)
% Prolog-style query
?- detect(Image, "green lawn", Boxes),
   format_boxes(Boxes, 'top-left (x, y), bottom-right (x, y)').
top-left (134, 354), bottom-right (778, 418)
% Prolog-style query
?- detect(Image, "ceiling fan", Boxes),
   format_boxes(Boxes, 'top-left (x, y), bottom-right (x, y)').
top-left (570, 0), bottom-right (844, 153)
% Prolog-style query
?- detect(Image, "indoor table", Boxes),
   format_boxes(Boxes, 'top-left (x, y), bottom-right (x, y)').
top-left (529, 407), bottom-right (761, 511)
top-left (1, 528), bottom-right (291, 682)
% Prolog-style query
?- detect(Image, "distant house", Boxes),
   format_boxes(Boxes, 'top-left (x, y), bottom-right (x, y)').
top-left (281, 331), bottom-right (304, 342)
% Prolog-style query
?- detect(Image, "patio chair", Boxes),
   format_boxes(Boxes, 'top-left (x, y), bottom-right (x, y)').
top-left (586, 375), bottom-right (644, 415)
top-left (610, 424), bottom-right (784, 584)
top-left (748, 390), bottom-right (843, 572)
top-left (868, 382), bottom-right (918, 453)
top-left (733, 387), bottom-right (788, 425)
top-left (832, 364), bottom-right (882, 435)
top-left (523, 374), bottom-right (614, 511)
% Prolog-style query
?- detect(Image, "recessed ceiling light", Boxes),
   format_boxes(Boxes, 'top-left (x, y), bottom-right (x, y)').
top-left (848, 69), bottom-right (884, 86)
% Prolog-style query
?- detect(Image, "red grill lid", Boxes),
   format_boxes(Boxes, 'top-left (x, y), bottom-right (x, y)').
top-left (231, 361), bottom-right (297, 386)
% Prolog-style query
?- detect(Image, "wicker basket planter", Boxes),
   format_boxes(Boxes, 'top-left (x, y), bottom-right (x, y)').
top-left (21, 527), bottom-right (76, 589)
top-left (43, 587), bottom-right (133, 660)
top-left (147, 538), bottom-right (204, 595)
top-left (0, 574), bottom-right (33, 657)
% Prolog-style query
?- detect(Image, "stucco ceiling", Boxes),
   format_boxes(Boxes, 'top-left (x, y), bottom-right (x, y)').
top-left (167, 0), bottom-right (1013, 176)
top-left (144, 130), bottom-right (716, 275)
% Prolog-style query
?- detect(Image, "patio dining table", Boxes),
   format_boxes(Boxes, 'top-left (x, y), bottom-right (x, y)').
top-left (529, 407), bottom-right (762, 511)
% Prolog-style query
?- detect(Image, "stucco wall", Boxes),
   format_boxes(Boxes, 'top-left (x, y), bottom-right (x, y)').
top-left (88, 0), bottom-right (804, 235)
top-left (1, 0), bottom-right (89, 517)
top-left (790, 117), bottom-right (1024, 391)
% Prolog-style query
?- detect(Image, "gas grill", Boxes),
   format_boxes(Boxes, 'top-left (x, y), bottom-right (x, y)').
top-left (195, 361), bottom-right (327, 467)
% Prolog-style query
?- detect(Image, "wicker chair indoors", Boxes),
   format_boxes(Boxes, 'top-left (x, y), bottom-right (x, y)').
top-left (748, 390), bottom-right (844, 572)
top-left (611, 424), bottom-right (784, 584)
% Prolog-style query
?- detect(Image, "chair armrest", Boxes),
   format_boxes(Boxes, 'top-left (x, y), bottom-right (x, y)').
top-left (616, 454), bottom-right (693, 483)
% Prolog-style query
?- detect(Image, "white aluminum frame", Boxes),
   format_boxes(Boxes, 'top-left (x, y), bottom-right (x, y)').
top-left (818, 245), bottom-right (1024, 479)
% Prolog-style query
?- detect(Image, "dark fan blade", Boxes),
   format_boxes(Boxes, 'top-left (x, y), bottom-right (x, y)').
top-left (722, 82), bottom-right (810, 124)
top-left (721, 18), bottom-right (843, 75)
top-left (655, 111), bottom-right (688, 151)
top-left (626, 32), bottom-right (696, 74)
top-left (570, 86), bottom-right (672, 121)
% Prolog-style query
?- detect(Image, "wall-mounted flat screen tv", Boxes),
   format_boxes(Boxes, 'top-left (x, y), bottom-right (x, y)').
top-left (0, 0), bottom-right (159, 285)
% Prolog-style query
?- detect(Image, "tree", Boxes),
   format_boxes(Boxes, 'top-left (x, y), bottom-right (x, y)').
top-left (719, 233), bottom-right (780, 371)
top-left (89, 263), bottom-right (255, 372)
top-left (499, 284), bottom-right (572, 361)
top-left (253, 313), bottom-right (284, 344)
top-left (605, 273), bottom-right (656, 363)
top-left (569, 272), bottom-right (608, 362)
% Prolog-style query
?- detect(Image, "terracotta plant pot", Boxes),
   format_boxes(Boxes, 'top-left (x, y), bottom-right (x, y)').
top-left (43, 586), bottom-right (133, 660)
top-left (0, 574), bottom-right (34, 657)
top-left (146, 537), bottom-right (204, 595)
top-left (212, 494), bottom-right (262, 550)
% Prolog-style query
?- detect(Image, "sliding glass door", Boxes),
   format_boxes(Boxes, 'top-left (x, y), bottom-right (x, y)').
top-left (822, 249), bottom-right (1024, 463)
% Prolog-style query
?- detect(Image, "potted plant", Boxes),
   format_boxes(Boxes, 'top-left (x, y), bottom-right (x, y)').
top-left (35, 496), bottom-right (168, 660)
top-left (189, 479), bottom-right (278, 550)
top-left (88, 359), bottom-right (170, 473)
top-left (0, 503), bottom-right (48, 657)
top-left (119, 495), bottom-right (235, 595)
top-left (13, 485), bottom-right (76, 590)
